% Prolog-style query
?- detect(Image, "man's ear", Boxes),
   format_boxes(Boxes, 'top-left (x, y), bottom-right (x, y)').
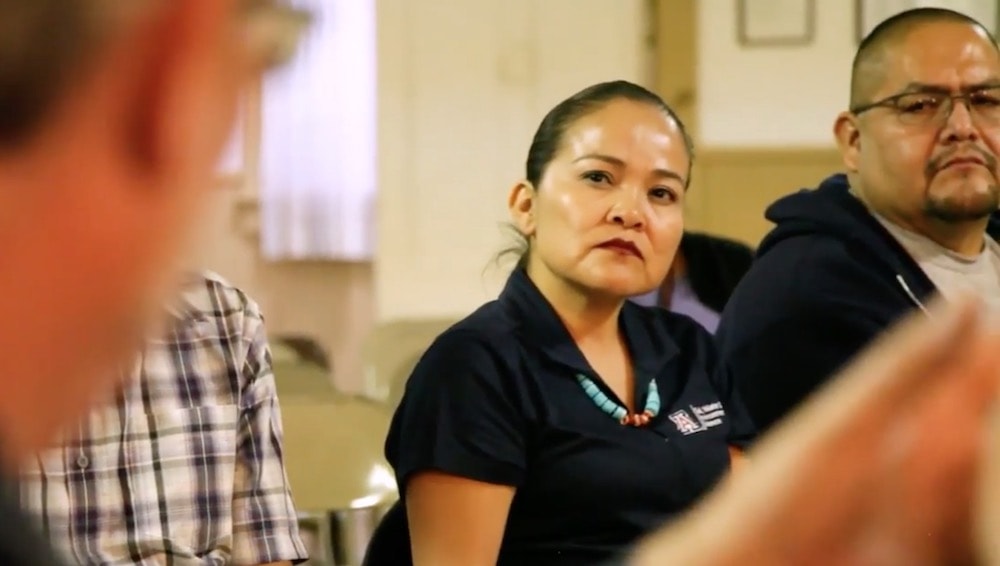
top-left (94, 0), bottom-right (242, 183)
top-left (833, 111), bottom-right (862, 173)
top-left (508, 180), bottom-right (537, 237)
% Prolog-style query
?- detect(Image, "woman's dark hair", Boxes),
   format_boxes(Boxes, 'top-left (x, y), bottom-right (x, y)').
top-left (498, 79), bottom-right (694, 269)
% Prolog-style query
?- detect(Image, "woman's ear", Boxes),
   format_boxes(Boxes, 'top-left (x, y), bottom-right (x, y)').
top-left (507, 181), bottom-right (537, 237)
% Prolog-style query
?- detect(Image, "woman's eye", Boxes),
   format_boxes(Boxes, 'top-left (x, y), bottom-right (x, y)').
top-left (583, 171), bottom-right (611, 184)
top-left (650, 187), bottom-right (677, 202)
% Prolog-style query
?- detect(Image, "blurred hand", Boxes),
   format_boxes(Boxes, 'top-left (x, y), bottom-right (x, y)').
top-left (631, 294), bottom-right (1000, 566)
top-left (977, 392), bottom-right (1000, 565)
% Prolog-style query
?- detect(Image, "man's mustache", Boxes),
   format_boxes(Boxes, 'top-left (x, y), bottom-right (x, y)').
top-left (926, 145), bottom-right (998, 176)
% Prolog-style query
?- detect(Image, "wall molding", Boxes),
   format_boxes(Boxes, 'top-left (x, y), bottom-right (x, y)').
top-left (686, 146), bottom-right (843, 245)
top-left (697, 145), bottom-right (840, 164)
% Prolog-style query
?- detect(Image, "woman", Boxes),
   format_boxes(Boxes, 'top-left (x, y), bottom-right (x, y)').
top-left (376, 80), bottom-right (755, 565)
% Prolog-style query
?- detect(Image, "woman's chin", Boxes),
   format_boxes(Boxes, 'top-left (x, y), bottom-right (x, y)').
top-left (580, 272), bottom-right (657, 301)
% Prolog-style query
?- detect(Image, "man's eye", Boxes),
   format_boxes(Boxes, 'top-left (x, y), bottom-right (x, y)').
top-left (897, 96), bottom-right (942, 114)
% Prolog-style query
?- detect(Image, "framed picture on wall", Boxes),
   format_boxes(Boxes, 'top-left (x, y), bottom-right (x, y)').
top-left (856, 0), bottom-right (999, 42)
top-left (737, 0), bottom-right (817, 47)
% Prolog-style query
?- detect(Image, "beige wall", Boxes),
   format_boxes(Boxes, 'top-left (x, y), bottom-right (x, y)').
top-left (197, 0), bottom-right (651, 392)
top-left (196, 83), bottom-right (373, 394)
top-left (697, 1), bottom-right (992, 146)
top-left (195, 190), bottom-right (374, 394)
top-left (697, 0), bottom-right (853, 147)
top-left (198, 1), bottom-right (945, 392)
top-left (375, 0), bottom-right (652, 323)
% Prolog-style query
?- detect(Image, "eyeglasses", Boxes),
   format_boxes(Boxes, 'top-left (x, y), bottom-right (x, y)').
top-left (850, 86), bottom-right (1000, 127)
top-left (240, 1), bottom-right (313, 70)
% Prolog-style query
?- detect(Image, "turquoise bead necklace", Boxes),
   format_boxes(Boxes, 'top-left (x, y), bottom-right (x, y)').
top-left (575, 373), bottom-right (661, 427)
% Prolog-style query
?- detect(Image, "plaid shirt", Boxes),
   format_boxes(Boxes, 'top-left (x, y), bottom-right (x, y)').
top-left (19, 272), bottom-right (308, 565)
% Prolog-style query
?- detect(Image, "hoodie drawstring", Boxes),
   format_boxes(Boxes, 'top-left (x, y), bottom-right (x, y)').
top-left (896, 274), bottom-right (933, 318)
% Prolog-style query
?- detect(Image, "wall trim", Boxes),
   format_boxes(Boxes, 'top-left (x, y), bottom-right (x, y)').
top-left (697, 146), bottom-right (842, 165)
top-left (684, 146), bottom-right (845, 245)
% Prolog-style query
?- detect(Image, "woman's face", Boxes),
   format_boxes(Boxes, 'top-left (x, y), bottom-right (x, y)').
top-left (509, 98), bottom-right (689, 300)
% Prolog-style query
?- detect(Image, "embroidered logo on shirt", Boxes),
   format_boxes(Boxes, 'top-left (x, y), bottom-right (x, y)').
top-left (669, 402), bottom-right (727, 435)
top-left (668, 410), bottom-right (703, 434)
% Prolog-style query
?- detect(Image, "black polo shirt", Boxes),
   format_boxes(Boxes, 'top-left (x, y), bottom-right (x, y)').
top-left (384, 269), bottom-right (756, 565)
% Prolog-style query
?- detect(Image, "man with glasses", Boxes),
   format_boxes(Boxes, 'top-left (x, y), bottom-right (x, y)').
top-left (715, 7), bottom-right (1000, 434)
top-left (0, 1), bottom-right (309, 564)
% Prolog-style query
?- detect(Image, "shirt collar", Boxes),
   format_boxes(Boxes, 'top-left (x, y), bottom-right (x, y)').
top-left (498, 268), bottom-right (679, 380)
top-left (163, 272), bottom-right (211, 323)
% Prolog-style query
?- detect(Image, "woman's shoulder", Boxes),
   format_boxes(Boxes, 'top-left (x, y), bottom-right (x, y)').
top-left (411, 300), bottom-right (525, 380)
top-left (429, 300), bottom-right (521, 349)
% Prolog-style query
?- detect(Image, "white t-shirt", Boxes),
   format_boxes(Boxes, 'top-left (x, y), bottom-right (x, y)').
top-left (873, 214), bottom-right (1000, 313)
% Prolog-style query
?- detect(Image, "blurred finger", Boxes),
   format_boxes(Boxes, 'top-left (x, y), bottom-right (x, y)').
top-left (631, 296), bottom-right (987, 566)
top-left (976, 398), bottom-right (1000, 565)
top-left (642, 296), bottom-right (985, 559)
top-left (871, 326), bottom-right (1000, 564)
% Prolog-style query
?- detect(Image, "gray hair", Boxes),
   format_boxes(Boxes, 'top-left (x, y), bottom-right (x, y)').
top-left (0, 0), bottom-right (98, 145)
top-left (0, 0), bottom-right (162, 146)
top-left (0, 1), bottom-right (306, 146)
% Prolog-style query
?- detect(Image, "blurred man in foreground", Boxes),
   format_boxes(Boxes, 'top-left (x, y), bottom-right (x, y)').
top-left (1, 1), bottom-right (1000, 566)
top-left (0, 0), bottom-right (307, 563)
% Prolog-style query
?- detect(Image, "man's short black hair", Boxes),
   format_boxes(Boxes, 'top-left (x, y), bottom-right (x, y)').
top-left (850, 7), bottom-right (999, 108)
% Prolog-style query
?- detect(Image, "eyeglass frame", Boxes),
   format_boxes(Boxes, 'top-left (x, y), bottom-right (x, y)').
top-left (238, 0), bottom-right (314, 70)
top-left (848, 83), bottom-right (1000, 126)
